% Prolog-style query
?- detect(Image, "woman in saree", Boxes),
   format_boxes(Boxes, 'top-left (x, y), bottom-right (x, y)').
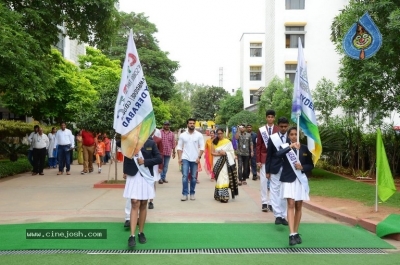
top-left (204, 130), bottom-right (215, 181)
top-left (211, 128), bottom-right (239, 203)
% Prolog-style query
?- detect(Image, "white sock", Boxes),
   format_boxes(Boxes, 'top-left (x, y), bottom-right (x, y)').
top-left (290, 233), bottom-right (297, 236)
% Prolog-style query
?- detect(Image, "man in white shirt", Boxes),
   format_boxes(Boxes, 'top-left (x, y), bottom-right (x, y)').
top-left (54, 122), bottom-right (75, 175)
top-left (32, 127), bottom-right (49, 175)
top-left (27, 125), bottom-right (39, 167)
top-left (177, 118), bottom-right (205, 201)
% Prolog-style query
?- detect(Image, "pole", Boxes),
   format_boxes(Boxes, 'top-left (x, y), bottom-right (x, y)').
top-left (375, 167), bottom-right (378, 212)
top-left (296, 114), bottom-right (300, 159)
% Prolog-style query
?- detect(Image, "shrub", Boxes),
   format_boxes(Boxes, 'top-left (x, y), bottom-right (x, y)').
top-left (0, 158), bottom-right (31, 178)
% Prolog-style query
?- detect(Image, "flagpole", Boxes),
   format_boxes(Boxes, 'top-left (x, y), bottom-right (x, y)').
top-left (296, 114), bottom-right (300, 158)
top-left (375, 166), bottom-right (378, 212)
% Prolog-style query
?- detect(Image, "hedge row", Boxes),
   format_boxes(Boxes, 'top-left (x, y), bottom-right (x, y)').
top-left (0, 158), bottom-right (32, 179)
top-left (0, 120), bottom-right (53, 139)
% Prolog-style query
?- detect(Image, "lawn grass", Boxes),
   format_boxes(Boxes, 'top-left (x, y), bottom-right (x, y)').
top-left (310, 168), bottom-right (400, 208)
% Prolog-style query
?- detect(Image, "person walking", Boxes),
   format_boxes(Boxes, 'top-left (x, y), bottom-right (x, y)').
top-left (148, 129), bottom-right (164, 209)
top-left (177, 118), bottom-right (204, 201)
top-left (47, 127), bottom-right (57, 169)
top-left (122, 138), bottom-right (162, 248)
top-left (32, 128), bottom-right (49, 175)
top-left (76, 132), bottom-right (84, 165)
top-left (247, 125), bottom-right (258, 181)
top-left (103, 133), bottom-right (111, 164)
top-left (204, 130), bottom-right (216, 181)
top-left (95, 136), bottom-right (105, 173)
top-left (27, 125), bottom-right (39, 168)
top-left (159, 121), bottom-right (176, 184)
top-left (235, 124), bottom-right (253, 185)
top-left (211, 128), bottom-right (238, 203)
top-left (80, 129), bottom-right (95, 174)
top-left (276, 127), bottom-right (314, 246)
top-left (257, 110), bottom-right (279, 212)
top-left (54, 122), bottom-right (75, 175)
top-left (265, 117), bottom-right (290, 226)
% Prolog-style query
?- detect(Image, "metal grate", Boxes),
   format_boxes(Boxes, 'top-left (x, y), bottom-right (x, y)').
top-left (0, 248), bottom-right (387, 255)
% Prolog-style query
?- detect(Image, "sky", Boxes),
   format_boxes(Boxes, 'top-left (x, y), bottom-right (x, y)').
top-left (119, 0), bottom-right (265, 92)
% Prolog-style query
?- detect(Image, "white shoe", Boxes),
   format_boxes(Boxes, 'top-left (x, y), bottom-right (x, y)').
top-left (181, 195), bottom-right (188, 201)
top-left (98, 168), bottom-right (101, 173)
top-left (190, 195), bottom-right (195, 200)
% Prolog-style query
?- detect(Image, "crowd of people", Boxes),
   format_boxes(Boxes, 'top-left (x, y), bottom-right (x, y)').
top-left (26, 112), bottom-right (314, 248)
top-left (122, 112), bottom-right (314, 247)
top-left (27, 122), bottom-right (113, 176)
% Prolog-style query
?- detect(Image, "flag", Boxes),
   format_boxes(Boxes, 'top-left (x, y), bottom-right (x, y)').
top-left (291, 38), bottom-right (322, 163)
top-left (113, 29), bottom-right (156, 158)
top-left (376, 129), bottom-right (396, 202)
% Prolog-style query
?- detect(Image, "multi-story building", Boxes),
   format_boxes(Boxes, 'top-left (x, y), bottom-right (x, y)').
top-left (239, 33), bottom-right (265, 110)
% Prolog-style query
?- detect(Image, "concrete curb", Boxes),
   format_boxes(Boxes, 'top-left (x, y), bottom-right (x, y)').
top-left (303, 201), bottom-right (400, 241)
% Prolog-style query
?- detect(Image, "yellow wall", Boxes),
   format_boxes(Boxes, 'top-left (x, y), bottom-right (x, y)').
top-left (195, 121), bottom-right (216, 129)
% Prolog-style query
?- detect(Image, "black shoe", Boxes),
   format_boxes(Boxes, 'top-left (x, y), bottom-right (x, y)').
top-left (262, 204), bottom-right (269, 212)
top-left (275, 217), bottom-right (282, 225)
top-left (289, 235), bottom-right (297, 246)
top-left (158, 180), bottom-right (163, 184)
top-left (281, 218), bottom-right (288, 226)
top-left (148, 202), bottom-right (154, 209)
top-left (252, 176), bottom-right (257, 181)
top-left (268, 205), bottom-right (273, 212)
top-left (124, 220), bottom-right (130, 228)
top-left (138, 233), bottom-right (147, 244)
top-left (294, 233), bottom-right (302, 244)
top-left (128, 236), bottom-right (136, 247)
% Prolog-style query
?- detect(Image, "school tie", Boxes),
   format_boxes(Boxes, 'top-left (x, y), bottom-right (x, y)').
top-left (280, 134), bottom-right (284, 143)
top-left (268, 127), bottom-right (272, 135)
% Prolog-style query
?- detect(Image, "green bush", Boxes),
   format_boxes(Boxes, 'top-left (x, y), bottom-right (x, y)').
top-left (0, 158), bottom-right (31, 178)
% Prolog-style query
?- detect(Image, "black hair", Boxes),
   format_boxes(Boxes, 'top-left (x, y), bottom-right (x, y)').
top-left (186, 118), bottom-right (196, 124)
top-left (60, 121), bottom-right (66, 126)
top-left (213, 128), bottom-right (224, 145)
top-left (266, 109), bottom-right (276, 117)
top-left (277, 117), bottom-right (289, 125)
top-left (287, 126), bottom-right (297, 136)
top-left (34, 125), bottom-right (39, 129)
top-left (246, 124), bottom-right (252, 127)
top-left (51, 127), bottom-right (56, 131)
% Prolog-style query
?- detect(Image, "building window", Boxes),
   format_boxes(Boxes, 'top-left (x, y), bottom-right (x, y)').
top-left (250, 43), bottom-right (262, 57)
top-left (285, 26), bottom-right (305, 48)
top-left (250, 66), bottom-right (262, 81)
top-left (285, 64), bottom-right (297, 83)
top-left (249, 90), bottom-right (259, 104)
top-left (286, 0), bottom-right (305, 9)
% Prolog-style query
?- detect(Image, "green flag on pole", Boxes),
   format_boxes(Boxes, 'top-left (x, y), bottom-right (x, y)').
top-left (376, 129), bottom-right (396, 202)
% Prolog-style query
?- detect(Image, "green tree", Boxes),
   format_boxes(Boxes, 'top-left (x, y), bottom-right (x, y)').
top-left (258, 76), bottom-right (293, 120)
top-left (227, 110), bottom-right (259, 128)
top-left (191, 86), bottom-right (228, 120)
top-left (103, 12), bottom-right (179, 101)
top-left (76, 47), bottom-right (122, 133)
top-left (28, 49), bottom-right (97, 124)
top-left (312, 77), bottom-right (339, 124)
top-left (152, 97), bottom-right (172, 127)
top-left (216, 90), bottom-right (244, 125)
top-left (166, 94), bottom-right (193, 130)
top-left (173, 81), bottom-right (206, 101)
top-left (0, 1), bottom-right (119, 115)
top-left (331, 0), bottom-right (400, 118)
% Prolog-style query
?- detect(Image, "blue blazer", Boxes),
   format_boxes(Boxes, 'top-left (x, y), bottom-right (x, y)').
top-left (276, 144), bottom-right (314, 183)
top-left (117, 138), bottom-right (162, 177)
top-left (265, 134), bottom-right (289, 174)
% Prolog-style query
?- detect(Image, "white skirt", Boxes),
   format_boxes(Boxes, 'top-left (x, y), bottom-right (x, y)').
top-left (153, 165), bottom-right (160, 181)
top-left (280, 178), bottom-right (310, 201)
top-left (123, 172), bottom-right (155, 200)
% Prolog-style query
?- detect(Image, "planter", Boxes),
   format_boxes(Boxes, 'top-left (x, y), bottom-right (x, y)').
top-left (93, 180), bottom-right (125, 189)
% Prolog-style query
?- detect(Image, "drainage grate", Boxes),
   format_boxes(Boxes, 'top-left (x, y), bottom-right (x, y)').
top-left (0, 248), bottom-right (387, 255)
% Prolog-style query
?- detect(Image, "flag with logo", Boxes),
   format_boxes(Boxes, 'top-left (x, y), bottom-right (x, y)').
top-left (376, 129), bottom-right (396, 202)
top-left (113, 29), bottom-right (156, 159)
top-left (291, 38), bottom-right (322, 163)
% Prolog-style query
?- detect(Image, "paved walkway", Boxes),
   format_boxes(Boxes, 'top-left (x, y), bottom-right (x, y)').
top-left (0, 146), bottom-right (399, 250)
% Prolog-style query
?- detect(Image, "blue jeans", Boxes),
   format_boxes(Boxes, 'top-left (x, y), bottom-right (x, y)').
top-left (160, 155), bottom-right (171, 181)
top-left (28, 150), bottom-right (34, 167)
top-left (182, 160), bottom-right (198, 196)
top-left (58, 145), bottom-right (71, 172)
top-left (250, 155), bottom-right (257, 176)
top-left (48, 157), bottom-right (57, 167)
